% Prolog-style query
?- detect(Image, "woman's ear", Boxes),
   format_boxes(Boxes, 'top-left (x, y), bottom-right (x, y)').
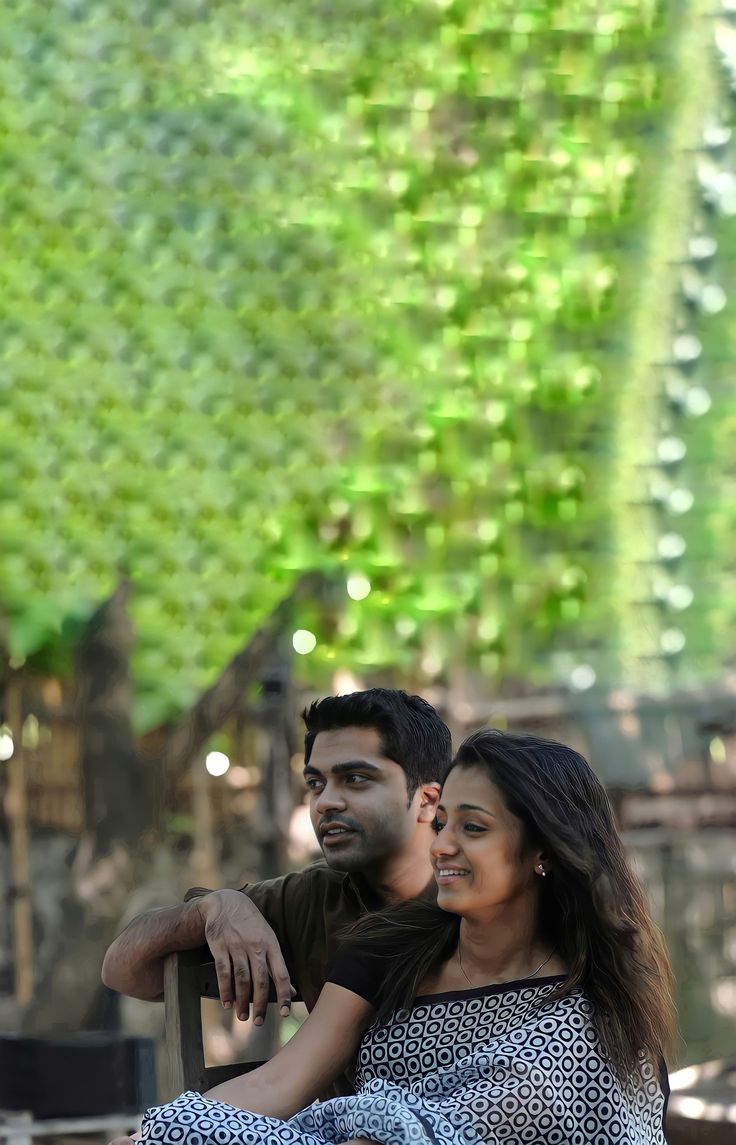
top-left (416, 782), bottom-right (441, 823)
top-left (534, 851), bottom-right (550, 877)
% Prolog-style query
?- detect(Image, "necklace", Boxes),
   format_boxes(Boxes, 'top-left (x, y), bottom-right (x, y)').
top-left (457, 943), bottom-right (556, 989)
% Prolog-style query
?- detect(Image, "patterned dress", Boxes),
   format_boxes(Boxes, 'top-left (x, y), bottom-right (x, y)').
top-left (141, 977), bottom-right (667, 1145)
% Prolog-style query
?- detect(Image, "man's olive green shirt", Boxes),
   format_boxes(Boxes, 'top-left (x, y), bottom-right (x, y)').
top-left (237, 863), bottom-right (383, 1012)
top-left (186, 862), bottom-right (383, 1011)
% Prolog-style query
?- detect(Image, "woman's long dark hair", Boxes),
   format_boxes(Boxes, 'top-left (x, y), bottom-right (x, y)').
top-left (342, 728), bottom-right (676, 1082)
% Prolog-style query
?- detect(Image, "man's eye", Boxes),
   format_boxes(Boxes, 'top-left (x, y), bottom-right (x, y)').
top-left (346, 774), bottom-right (368, 785)
top-left (305, 779), bottom-right (324, 791)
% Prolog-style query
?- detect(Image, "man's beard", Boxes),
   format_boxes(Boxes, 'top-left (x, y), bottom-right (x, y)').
top-left (318, 827), bottom-right (369, 871)
top-left (317, 813), bottom-right (405, 873)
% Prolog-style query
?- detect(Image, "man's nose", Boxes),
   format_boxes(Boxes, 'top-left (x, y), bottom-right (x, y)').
top-left (314, 783), bottom-right (347, 815)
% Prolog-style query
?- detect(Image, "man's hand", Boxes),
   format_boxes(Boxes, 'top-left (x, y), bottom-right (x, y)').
top-left (196, 889), bottom-right (294, 1026)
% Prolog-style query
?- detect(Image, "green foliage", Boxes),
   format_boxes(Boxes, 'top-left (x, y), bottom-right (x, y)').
top-left (666, 46), bottom-right (736, 684)
top-left (0, 0), bottom-right (706, 724)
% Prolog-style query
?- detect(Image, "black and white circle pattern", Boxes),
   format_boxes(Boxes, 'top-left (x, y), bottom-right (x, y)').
top-left (141, 981), bottom-right (666, 1145)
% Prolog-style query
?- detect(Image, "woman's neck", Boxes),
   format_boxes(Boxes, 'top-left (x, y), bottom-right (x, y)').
top-left (456, 905), bottom-right (552, 986)
top-left (417, 905), bottom-right (560, 998)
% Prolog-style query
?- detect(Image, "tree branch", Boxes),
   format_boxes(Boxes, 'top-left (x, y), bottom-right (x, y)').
top-left (76, 578), bottom-right (153, 846)
top-left (162, 571), bottom-right (331, 785)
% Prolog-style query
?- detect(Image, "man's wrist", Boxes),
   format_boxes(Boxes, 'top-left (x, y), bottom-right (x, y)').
top-left (192, 887), bottom-right (258, 927)
top-left (167, 895), bottom-right (209, 947)
top-left (187, 893), bottom-right (211, 930)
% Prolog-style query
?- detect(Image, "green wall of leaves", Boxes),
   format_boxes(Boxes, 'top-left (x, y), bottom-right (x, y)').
top-left (1, 0), bottom-right (730, 727)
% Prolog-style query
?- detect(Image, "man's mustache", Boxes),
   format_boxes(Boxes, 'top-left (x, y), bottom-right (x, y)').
top-left (317, 815), bottom-right (362, 835)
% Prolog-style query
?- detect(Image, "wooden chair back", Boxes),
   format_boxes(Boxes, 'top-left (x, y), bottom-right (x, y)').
top-left (162, 949), bottom-right (270, 1099)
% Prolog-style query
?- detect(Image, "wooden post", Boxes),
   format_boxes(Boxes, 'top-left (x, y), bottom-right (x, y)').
top-left (190, 755), bottom-right (219, 891)
top-left (5, 674), bottom-right (34, 1006)
top-left (163, 950), bottom-right (208, 1098)
top-left (255, 648), bottom-right (295, 881)
top-left (188, 754), bottom-right (224, 1080)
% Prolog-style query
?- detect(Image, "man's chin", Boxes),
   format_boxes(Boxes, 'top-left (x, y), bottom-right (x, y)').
top-left (319, 841), bottom-right (366, 871)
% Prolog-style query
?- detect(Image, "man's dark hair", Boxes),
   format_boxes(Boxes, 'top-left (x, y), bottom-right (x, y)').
top-left (302, 688), bottom-right (452, 797)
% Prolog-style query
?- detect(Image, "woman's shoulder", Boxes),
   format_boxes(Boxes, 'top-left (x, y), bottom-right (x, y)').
top-left (326, 938), bottom-right (395, 1006)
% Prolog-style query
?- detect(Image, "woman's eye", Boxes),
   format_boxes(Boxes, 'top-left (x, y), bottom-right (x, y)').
top-left (463, 823), bottom-right (486, 834)
top-left (431, 817), bottom-right (445, 833)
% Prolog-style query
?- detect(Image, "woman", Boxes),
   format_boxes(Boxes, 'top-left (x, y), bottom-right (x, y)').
top-left (141, 730), bottom-right (675, 1145)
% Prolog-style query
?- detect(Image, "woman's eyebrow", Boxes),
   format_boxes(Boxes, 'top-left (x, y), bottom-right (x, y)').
top-left (436, 801), bottom-right (496, 817)
top-left (434, 801), bottom-right (499, 819)
top-left (457, 802), bottom-right (496, 816)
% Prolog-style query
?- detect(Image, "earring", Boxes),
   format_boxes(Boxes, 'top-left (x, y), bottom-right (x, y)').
top-left (537, 864), bottom-right (547, 878)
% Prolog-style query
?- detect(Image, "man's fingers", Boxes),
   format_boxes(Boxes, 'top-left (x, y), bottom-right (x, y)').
top-left (248, 952), bottom-right (271, 1026)
top-left (267, 951), bottom-right (295, 1018)
top-left (232, 960), bottom-right (252, 1022)
top-left (213, 954), bottom-right (235, 1012)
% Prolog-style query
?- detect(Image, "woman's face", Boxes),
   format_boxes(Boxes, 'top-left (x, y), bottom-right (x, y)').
top-left (430, 765), bottom-right (540, 919)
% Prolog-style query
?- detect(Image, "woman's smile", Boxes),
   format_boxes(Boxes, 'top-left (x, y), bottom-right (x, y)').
top-left (434, 866), bottom-right (471, 885)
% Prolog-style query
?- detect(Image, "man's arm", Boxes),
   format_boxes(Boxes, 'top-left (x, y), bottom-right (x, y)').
top-left (101, 889), bottom-right (293, 1023)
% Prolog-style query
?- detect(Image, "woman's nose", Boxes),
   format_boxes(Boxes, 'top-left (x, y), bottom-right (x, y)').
top-left (430, 828), bottom-right (459, 859)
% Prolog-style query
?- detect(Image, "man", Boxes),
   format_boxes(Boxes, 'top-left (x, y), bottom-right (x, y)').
top-left (102, 689), bottom-right (451, 1027)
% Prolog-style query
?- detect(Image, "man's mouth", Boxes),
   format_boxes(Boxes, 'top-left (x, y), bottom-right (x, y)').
top-left (320, 824), bottom-right (356, 845)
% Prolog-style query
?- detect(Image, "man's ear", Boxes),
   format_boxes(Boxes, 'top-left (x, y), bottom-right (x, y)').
top-left (416, 782), bottom-right (441, 823)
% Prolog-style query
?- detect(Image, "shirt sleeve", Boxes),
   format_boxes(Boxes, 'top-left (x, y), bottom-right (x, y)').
top-left (182, 876), bottom-right (298, 974)
top-left (182, 866), bottom-right (343, 1009)
top-left (326, 940), bottom-right (388, 1007)
top-left (183, 875), bottom-right (299, 943)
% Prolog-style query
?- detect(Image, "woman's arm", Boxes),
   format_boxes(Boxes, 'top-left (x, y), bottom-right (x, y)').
top-left (204, 983), bottom-right (374, 1119)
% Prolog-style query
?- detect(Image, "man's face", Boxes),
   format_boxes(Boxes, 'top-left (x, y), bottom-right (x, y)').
top-left (304, 726), bottom-right (419, 873)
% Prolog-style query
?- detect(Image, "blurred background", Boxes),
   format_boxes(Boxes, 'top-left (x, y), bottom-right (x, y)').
top-left (1, 0), bottom-right (735, 1138)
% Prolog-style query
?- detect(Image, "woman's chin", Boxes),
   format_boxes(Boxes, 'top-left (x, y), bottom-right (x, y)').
top-left (436, 886), bottom-right (466, 913)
